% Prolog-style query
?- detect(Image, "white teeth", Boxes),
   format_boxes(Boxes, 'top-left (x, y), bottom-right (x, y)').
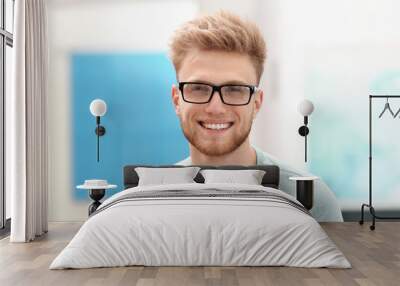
top-left (203, 123), bottom-right (231, 130)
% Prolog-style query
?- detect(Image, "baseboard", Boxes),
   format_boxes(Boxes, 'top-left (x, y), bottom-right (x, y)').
top-left (342, 209), bottom-right (400, 222)
top-left (0, 218), bottom-right (11, 239)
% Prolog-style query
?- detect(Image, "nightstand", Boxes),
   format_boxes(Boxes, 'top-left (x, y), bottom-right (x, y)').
top-left (289, 176), bottom-right (318, 210)
top-left (77, 180), bottom-right (117, 216)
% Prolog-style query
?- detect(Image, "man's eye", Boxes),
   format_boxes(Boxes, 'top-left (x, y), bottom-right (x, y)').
top-left (193, 86), bottom-right (205, 91)
top-left (225, 86), bottom-right (245, 93)
top-left (188, 85), bottom-right (209, 92)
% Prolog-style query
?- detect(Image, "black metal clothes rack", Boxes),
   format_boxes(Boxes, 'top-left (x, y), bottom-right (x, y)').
top-left (359, 95), bottom-right (400, 230)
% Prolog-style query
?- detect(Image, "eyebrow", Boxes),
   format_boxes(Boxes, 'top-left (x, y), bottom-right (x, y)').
top-left (185, 79), bottom-right (252, 86)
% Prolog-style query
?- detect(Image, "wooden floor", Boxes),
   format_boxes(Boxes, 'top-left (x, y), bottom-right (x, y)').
top-left (0, 222), bottom-right (399, 286)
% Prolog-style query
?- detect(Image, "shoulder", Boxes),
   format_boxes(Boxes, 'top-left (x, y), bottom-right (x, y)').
top-left (254, 145), bottom-right (308, 176)
top-left (175, 157), bottom-right (192, 166)
top-left (253, 145), bottom-right (343, 222)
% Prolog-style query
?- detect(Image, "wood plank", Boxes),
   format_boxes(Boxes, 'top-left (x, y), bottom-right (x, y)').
top-left (0, 222), bottom-right (399, 286)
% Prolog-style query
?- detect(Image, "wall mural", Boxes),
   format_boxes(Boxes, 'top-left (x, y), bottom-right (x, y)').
top-left (72, 53), bottom-right (188, 200)
top-left (71, 49), bottom-right (400, 209)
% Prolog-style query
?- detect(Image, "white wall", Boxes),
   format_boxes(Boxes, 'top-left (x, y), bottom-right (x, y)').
top-left (47, 0), bottom-right (198, 221)
top-left (201, 0), bottom-right (400, 170)
top-left (255, 0), bottom-right (400, 209)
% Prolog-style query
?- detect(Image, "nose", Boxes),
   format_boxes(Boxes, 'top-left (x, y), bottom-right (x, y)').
top-left (204, 90), bottom-right (227, 114)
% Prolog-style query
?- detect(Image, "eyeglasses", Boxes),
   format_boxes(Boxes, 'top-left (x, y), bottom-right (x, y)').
top-left (178, 82), bottom-right (258, 106)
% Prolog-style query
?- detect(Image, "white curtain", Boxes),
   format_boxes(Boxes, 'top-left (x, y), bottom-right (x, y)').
top-left (8, 0), bottom-right (48, 242)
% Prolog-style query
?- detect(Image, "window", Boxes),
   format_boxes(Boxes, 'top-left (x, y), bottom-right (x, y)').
top-left (0, 0), bottom-right (14, 235)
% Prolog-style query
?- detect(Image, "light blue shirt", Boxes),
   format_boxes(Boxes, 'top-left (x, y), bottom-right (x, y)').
top-left (176, 146), bottom-right (343, 222)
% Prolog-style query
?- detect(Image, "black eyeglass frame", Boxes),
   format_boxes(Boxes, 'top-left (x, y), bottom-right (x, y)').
top-left (178, 82), bottom-right (259, 106)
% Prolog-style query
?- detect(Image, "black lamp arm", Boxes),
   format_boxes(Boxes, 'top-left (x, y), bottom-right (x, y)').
top-left (94, 116), bottom-right (106, 162)
top-left (298, 116), bottom-right (310, 162)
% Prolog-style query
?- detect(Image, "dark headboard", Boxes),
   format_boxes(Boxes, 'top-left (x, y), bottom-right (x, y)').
top-left (123, 165), bottom-right (280, 189)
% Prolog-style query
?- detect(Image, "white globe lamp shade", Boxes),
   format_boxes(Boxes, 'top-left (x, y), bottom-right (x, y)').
top-left (298, 99), bottom-right (314, 116)
top-left (90, 99), bottom-right (107, 117)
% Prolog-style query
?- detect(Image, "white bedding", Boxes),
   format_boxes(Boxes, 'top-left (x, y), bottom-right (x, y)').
top-left (50, 183), bottom-right (351, 269)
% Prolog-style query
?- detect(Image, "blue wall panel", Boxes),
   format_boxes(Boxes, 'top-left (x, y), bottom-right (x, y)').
top-left (72, 53), bottom-right (188, 200)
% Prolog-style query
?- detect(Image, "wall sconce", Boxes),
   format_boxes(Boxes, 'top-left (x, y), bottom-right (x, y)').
top-left (297, 99), bottom-right (314, 162)
top-left (89, 99), bottom-right (107, 162)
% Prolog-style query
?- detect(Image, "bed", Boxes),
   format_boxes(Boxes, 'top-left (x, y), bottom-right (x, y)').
top-left (50, 165), bottom-right (350, 269)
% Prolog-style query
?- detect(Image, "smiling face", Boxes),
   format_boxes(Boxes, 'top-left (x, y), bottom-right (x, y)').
top-left (172, 49), bottom-right (263, 156)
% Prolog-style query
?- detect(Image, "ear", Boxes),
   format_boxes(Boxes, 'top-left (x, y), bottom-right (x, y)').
top-left (253, 89), bottom-right (264, 119)
top-left (171, 84), bottom-right (181, 116)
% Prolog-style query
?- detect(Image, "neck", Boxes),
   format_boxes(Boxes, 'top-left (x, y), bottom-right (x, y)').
top-left (189, 139), bottom-right (257, 166)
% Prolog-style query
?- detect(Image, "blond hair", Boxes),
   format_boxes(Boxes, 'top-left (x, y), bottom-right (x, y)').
top-left (169, 11), bottom-right (267, 83)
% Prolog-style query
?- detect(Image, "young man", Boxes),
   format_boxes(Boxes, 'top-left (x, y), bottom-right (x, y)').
top-left (168, 11), bottom-right (343, 222)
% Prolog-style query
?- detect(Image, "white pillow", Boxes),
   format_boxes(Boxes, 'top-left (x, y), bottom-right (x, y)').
top-left (135, 167), bottom-right (200, 186)
top-left (200, 169), bottom-right (266, 185)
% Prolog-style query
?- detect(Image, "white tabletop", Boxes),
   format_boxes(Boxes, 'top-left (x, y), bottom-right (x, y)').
top-left (77, 184), bottom-right (117, 190)
top-left (289, 176), bottom-right (319, 181)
